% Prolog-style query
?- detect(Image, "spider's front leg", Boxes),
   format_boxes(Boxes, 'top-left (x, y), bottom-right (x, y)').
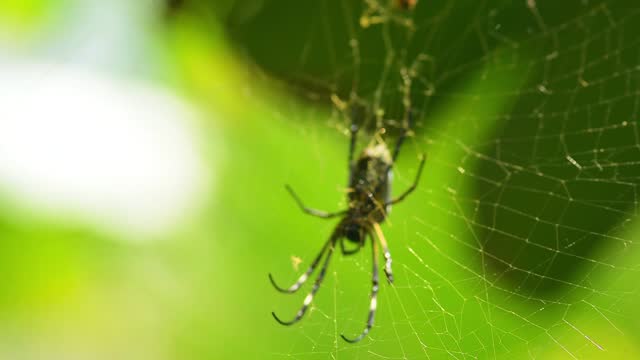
top-left (341, 235), bottom-right (379, 343)
top-left (372, 222), bottom-right (394, 283)
top-left (269, 236), bottom-right (333, 293)
top-left (272, 235), bottom-right (339, 325)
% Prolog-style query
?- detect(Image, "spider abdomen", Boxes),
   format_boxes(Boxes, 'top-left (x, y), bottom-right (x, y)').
top-left (348, 144), bottom-right (393, 223)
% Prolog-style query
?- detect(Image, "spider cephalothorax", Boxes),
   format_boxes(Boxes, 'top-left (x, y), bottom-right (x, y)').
top-left (270, 114), bottom-right (425, 343)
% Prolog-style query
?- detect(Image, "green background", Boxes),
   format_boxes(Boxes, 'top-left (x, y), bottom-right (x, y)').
top-left (1, 0), bottom-right (640, 359)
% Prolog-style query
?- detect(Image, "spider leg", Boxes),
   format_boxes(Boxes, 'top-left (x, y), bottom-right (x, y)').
top-left (286, 185), bottom-right (348, 219)
top-left (390, 109), bottom-right (413, 163)
top-left (385, 154), bottom-right (426, 206)
top-left (348, 113), bottom-right (360, 185)
top-left (372, 223), bottom-right (393, 283)
top-left (269, 236), bottom-right (333, 293)
top-left (272, 236), bottom-right (338, 326)
top-left (340, 234), bottom-right (365, 256)
top-left (348, 116), bottom-right (359, 166)
top-left (341, 235), bottom-right (379, 343)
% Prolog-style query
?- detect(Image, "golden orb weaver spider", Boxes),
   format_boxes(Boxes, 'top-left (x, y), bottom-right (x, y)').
top-left (270, 111), bottom-right (425, 343)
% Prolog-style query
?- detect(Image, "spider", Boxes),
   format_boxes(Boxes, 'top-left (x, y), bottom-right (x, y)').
top-left (270, 112), bottom-right (426, 343)
top-left (395, 0), bottom-right (418, 10)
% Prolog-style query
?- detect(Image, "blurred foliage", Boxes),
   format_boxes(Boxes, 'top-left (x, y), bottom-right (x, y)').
top-left (1, 0), bottom-right (640, 359)
top-left (0, 0), bottom-right (48, 28)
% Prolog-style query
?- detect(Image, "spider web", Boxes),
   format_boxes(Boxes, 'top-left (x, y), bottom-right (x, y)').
top-left (225, 0), bottom-right (640, 358)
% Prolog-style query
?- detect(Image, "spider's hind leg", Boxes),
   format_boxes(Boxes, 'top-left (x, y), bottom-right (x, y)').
top-left (390, 109), bottom-right (414, 163)
top-left (385, 154), bottom-right (426, 207)
top-left (348, 112), bottom-right (360, 166)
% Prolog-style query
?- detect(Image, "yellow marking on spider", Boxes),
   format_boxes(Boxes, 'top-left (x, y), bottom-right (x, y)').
top-left (372, 222), bottom-right (389, 252)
